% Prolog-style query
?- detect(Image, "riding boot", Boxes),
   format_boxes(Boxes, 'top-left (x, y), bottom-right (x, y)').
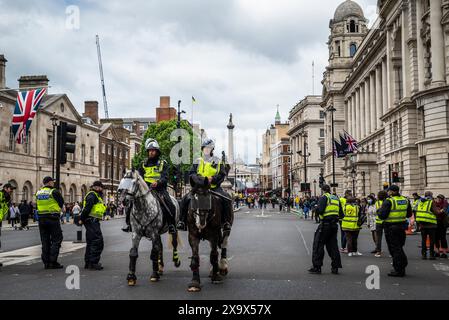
top-left (221, 199), bottom-right (232, 236)
top-left (178, 195), bottom-right (190, 231)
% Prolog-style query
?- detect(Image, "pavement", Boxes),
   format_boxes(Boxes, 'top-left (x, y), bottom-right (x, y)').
top-left (0, 207), bottom-right (449, 300)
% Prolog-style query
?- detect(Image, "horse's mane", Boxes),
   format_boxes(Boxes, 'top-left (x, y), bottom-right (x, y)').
top-left (124, 170), bottom-right (150, 196)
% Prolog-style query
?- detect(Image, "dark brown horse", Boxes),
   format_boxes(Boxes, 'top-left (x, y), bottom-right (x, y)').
top-left (187, 182), bottom-right (225, 292)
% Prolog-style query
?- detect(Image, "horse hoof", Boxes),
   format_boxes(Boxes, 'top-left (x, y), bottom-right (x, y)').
top-left (211, 274), bottom-right (224, 284)
top-left (174, 260), bottom-right (181, 268)
top-left (220, 268), bottom-right (228, 276)
top-left (188, 281), bottom-right (201, 292)
top-left (150, 272), bottom-right (160, 282)
top-left (128, 279), bottom-right (137, 286)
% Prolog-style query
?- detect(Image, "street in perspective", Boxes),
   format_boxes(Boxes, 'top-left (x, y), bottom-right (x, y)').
top-left (1, 0), bottom-right (449, 304)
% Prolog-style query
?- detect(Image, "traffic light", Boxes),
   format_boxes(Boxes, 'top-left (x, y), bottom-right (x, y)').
top-left (392, 172), bottom-right (399, 183)
top-left (319, 174), bottom-right (325, 188)
top-left (58, 122), bottom-right (77, 165)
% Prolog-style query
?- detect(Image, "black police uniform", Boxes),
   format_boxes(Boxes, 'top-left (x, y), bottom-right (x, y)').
top-left (138, 157), bottom-right (177, 233)
top-left (38, 189), bottom-right (64, 268)
top-left (378, 196), bottom-right (412, 276)
top-left (179, 157), bottom-right (233, 231)
top-left (0, 189), bottom-right (12, 267)
top-left (80, 191), bottom-right (105, 268)
top-left (311, 194), bottom-right (344, 272)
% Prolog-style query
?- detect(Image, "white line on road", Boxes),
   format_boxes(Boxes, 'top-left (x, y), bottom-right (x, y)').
top-left (0, 242), bottom-right (86, 267)
top-left (295, 224), bottom-right (311, 256)
top-left (433, 263), bottom-right (449, 277)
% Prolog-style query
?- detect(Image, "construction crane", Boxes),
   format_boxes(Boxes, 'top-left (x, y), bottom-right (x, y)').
top-left (96, 35), bottom-right (109, 119)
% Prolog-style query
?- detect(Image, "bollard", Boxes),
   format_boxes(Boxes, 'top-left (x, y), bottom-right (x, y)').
top-left (73, 227), bottom-right (85, 244)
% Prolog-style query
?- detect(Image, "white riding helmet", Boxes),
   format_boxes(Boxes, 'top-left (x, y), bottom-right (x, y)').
top-left (202, 138), bottom-right (215, 150)
top-left (145, 139), bottom-right (160, 151)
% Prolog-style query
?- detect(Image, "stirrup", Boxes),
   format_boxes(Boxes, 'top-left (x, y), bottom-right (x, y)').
top-left (177, 221), bottom-right (187, 231)
top-left (168, 225), bottom-right (177, 234)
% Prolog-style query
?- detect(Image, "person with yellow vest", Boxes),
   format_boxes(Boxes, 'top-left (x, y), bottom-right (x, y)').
top-left (308, 185), bottom-right (344, 275)
top-left (178, 139), bottom-right (232, 235)
top-left (0, 183), bottom-right (15, 268)
top-left (35, 177), bottom-right (64, 269)
top-left (378, 185), bottom-right (412, 277)
top-left (342, 196), bottom-right (362, 257)
top-left (79, 181), bottom-right (106, 270)
top-left (374, 190), bottom-right (388, 257)
top-left (124, 139), bottom-right (177, 234)
top-left (338, 190), bottom-right (352, 253)
top-left (415, 191), bottom-right (438, 260)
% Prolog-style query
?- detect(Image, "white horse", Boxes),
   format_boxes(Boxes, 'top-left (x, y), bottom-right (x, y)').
top-left (118, 169), bottom-right (181, 286)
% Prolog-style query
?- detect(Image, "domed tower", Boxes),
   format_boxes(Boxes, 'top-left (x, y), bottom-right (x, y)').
top-left (321, 0), bottom-right (368, 194)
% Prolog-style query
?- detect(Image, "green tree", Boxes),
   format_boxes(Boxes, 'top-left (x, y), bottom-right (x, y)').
top-left (132, 120), bottom-right (200, 186)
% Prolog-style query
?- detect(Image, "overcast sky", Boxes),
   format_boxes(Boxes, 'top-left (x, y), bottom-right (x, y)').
top-left (1, 0), bottom-right (377, 163)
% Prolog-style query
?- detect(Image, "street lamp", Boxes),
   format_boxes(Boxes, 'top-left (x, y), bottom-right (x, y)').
top-left (50, 113), bottom-right (58, 178)
top-left (313, 179), bottom-right (317, 197)
top-left (298, 131), bottom-right (311, 196)
top-left (325, 106), bottom-right (337, 191)
top-left (177, 100), bottom-right (186, 197)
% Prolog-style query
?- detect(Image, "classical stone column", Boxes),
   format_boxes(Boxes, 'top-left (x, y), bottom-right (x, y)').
top-left (401, 3), bottom-right (411, 98)
top-left (416, 0), bottom-right (425, 91)
top-left (364, 79), bottom-right (370, 138)
top-left (375, 65), bottom-right (383, 128)
top-left (430, 0), bottom-right (445, 86)
top-left (360, 83), bottom-right (366, 140)
top-left (370, 72), bottom-right (376, 133)
top-left (382, 58), bottom-right (388, 114)
top-left (227, 114), bottom-right (235, 165)
top-left (356, 87), bottom-right (361, 140)
top-left (351, 94), bottom-right (356, 137)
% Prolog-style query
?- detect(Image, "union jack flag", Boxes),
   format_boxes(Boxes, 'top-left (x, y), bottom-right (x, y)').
top-left (12, 88), bottom-right (47, 144)
top-left (343, 130), bottom-right (359, 153)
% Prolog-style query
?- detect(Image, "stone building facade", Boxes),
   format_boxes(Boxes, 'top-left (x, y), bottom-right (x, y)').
top-left (323, 0), bottom-right (449, 197)
top-left (0, 68), bottom-right (100, 204)
top-left (288, 95), bottom-right (325, 197)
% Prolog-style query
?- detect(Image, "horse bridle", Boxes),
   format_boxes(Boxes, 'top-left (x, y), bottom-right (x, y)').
top-left (125, 178), bottom-right (159, 232)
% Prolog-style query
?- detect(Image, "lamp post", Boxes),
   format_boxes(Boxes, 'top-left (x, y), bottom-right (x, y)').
top-left (361, 171), bottom-right (366, 196)
top-left (326, 106), bottom-right (337, 191)
top-left (50, 113), bottom-right (58, 179)
top-left (313, 179), bottom-right (317, 197)
top-left (298, 131), bottom-right (311, 196)
top-left (177, 100), bottom-right (186, 197)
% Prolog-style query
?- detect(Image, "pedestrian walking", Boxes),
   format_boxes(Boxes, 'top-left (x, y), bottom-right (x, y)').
top-left (366, 195), bottom-right (377, 253)
top-left (308, 185), bottom-right (343, 275)
top-left (72, 201), bottom-right (81, 223)
top-left (79, 181), bottom-right (106, 271)
top-left (374, 191), bottom-right (387, 257)
top-left (18, 200), bottom-right (31, 230)
top-left (378, 185), bottom-right (412, 277)
top-left (434, 195), bottom-right (449, 258)
top-left (36, 177), bottom-right (64, 269)
top-left (342, 196), bottom-right (362, 256)
top-left (415, 191), bottom-right (438, 260)
top-left (9, 203), bottom-right (19, 229)
top-left (0, 183), bottom-right (16, 267)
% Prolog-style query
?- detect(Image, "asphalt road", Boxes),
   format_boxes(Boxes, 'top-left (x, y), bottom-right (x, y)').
top-left (0, 207), bottom-right (448, 300)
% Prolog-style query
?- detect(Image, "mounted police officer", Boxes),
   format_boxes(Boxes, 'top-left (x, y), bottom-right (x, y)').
top-left (308, 184), bottom-right (343, 275)
top-left (378, 185), bottom-right (412, 277)
top-left (35, 177), bottom-right (64, 269)
top-left (178, 138), bottom-right (233, 236)
top-left (79, 181), bottom-right (107, 270)
top-left (0, 183), bottom-right (15, 268)
top-left (122, 138), bottom-right (177, 235)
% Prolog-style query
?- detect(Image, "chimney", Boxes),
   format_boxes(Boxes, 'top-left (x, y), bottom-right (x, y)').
top-left (0, 55), bottom-right (7, 89)
top-left (160, 96), bottom-right (170, 108)
top-left (18, 75), bottom-right (49, 90)
top-left (83, 101), bottom-right (99, 124)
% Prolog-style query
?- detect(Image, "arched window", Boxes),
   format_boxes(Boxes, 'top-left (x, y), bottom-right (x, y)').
top-left (350, 43), bottom-right (357, 57)
top-left (349, 20), bottom-right (356, 33)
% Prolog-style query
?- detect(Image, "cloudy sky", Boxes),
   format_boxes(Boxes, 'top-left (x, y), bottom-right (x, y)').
top-left (1, 0), bottom-right (377, 163)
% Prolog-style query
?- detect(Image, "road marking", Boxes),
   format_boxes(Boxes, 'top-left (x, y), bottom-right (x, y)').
top-left (0, 242), bottom-right (86, 267)
top-left (433, 263), bottom-right (449, 277)
top-left (295, 224), bottom-right (311, 256)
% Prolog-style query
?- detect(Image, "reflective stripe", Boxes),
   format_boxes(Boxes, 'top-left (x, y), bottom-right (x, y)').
top-left (83, 191), bottom-right (106, 219)
top-left (320, 193), bottom-right (340, 219)
top-left (385, 196), bottom-right (408, 223)
top-left (375, 200), bottom-right (384, 225)
top-left (342, 204), bottom-right (360, 230)
top-left (36, 187), bottom-right (61, 215)
top-left (143, 161), bottom-right (164, 184)
top-left (415, 200), bottom-right (437, 225)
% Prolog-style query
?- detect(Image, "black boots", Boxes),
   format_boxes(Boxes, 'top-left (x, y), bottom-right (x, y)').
top-left (122, 225), bottom-right (132, 233)
top-left (388, 270), bottom-right (405, 277)
top-left (45, 262), bottom-right (64, 270)
top-left (308, 267), bottom-right (321, 274)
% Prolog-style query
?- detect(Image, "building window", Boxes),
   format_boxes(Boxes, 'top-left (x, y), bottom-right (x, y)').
top-left (47, 134), bottom-right (53, 158)
top-left (320, 146), bottom-right (325, 158)
top-left (350, 43), bottom-right (357, 57)
top-left (320, 111), bottom-right (325, 119)
top-left (9, 127), bottom-right (16, 152)
top-left (335, 41), bottom-right (341, 57)
top-left (107, 145), bottom-right (111, 155)
top-left (349, 20), bottom-right (356, 33)
top-left (60, 103), bottom-right (65, 113)
top-left (126, 151), bottom-right (129, 160)
top-left (320, 129), bottom-right (325, 138)
top-left (81, 144), bottom-right (86, 164)
top-left (421, 156), bottom-right (427, 187)
top-left (90, 147), bottom-right (95, 164)
top-left (101, 143), bottom-right (105, 154)
top-left (114, 147), bottom-right (117, 157)
top-left (24, 132), bottom-right (31, 155)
